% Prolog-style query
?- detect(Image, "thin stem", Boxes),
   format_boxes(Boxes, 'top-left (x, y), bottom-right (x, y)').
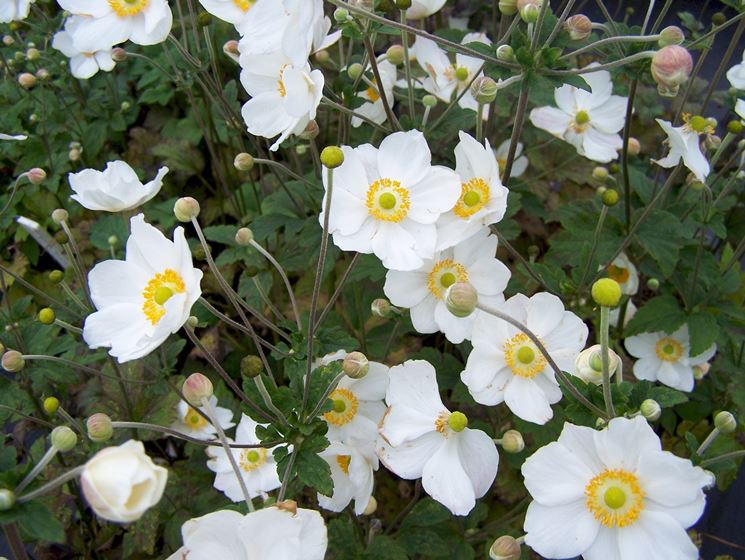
top-left (650, 0), bottom-right (673, 33)
top-left (641, 0), bottom-right (656, 34)
top-left (3, 524), bottom-right (29, 560)
top-left (250, 239), bottom-right (301, 330)
top-left (307, 372), bottom-right (346, 421)
top-left (253, 158), bottom-right (318, 190)
top-left (17, 466), bottom-right (84, 504)
top-left (546, 51), bottom-right (656, 75)
top-left (696, 428), bottom-right (721, 456)
top-left (701, 17), bottom-right (745, 114)
top-left (500, 81), bottom-right (530, 183)
top-left (21, 354), bottom-right (157, 385)
top-left (545, 0), bottom-right (576, 47)
top-left (253, 277), bottom-right (287, 322)
top-left (0, 263), bottom-right (77, 315)
top-left (363, 35), bottom-right (401, 131)
top-left (700, 450), bottom-right (745, 468)
top-left (59, 221), bottom-right (93, 306)
top-left (621, 80), bottom-right (638, 233)
top-left (529, 0), bottom-right (551, 53)
top-left (314, 253), bottom-right (360, 329)
top-left (599, 306), bottom-right (616, 417)
top-left (110, 421), bottom-right (282, 449)
top-left (254, 376), bottom-right (290, 427)
top-left (277, 449), bottom-right (297, 502)
top-left (476, 103), bottom-right (485, 142)
top-left (491, 228), bottom-right (556, 294)
top-left (14, 445), bottom-right (59, 496)
top-left (54, 318), bottom-right (82, 334)
top-left (321, 98), bottom-right (391, 133)
top-left (688, 11), bottom-right (745, 49)
top-left (577, 206), bottom-right (608, 292)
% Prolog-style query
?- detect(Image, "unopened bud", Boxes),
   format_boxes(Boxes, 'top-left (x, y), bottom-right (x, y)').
top-left (235, 227), bottom-right (254, 246)
top-left (520, 3), bottom-right (540, 23)
top-left (321, 146), bottom-right (345, 169)
top-left (470, 76), bottom-right (498, 104)
top-left (51, 208), bottom-right (68, 224)
top-left (51, 426), bottom-right (77, 452)
top-left (693, 363), bottom-right (710, 380)
top-left (49, 270), bottom-right (64, 283)
top-left (627, 137), bottom-right (640, 156)
top-left (371, 298), bottom-right (399, 318)
top-left (86, 413), bottom-right (113, 442)
top-left (174, 197), bottom-right (200, 222)
top-left (386, 45), bottom-right (405, 66)
top-left (347, 62), bottom-right (363, 80)
top-left (640, 399), bottom-right (661, 421)
top-left (26, 168), bottom-right (46, 185)
top-left (233, 152), bottom-right (254, 171)
top-left (2, 36), bottom-right (14, 46)
top-left (727, 120), bottom-right (743, 135)
top-left (1, 350), bottom-right (25, 372)
top-left (107, 235), bottom-right (117, 247)
top-left (299, 119), bottom-right (319, 140)
top-left (500, 430), bottom-right (525, 453)
top-left (18, 73), bottom-right (36, 89)
top-left (68, 147), bottom-right (81, 162)
top-left (651, 45), bottom-right (693, 97)
top-left (659, 26), bottom-right (685, 47)
top-left (592, 166), bottom-right (609, 181)
top-left (498, 0), bottom-right (518, 16)
top-left (714, 411), bottom-right (737, 434)
top-left (422, 94), bottom-right (438, 108)
top-left (646, 278), bottom-right (660, 290)
top-left (183, 373), bottom-right (213, 406)
top-left (55, 230), bottom-right (69, 245)
top-left (591, 278), bottom-right (622, 307)
top-left (241, 355), bottom-right (263, 378)
top-left (196, 11), bottom-right (212, 26)
top-left (186, 316), bottom-right (198, 328)
top-left (38, 307), bottom-right (55, 325)
top-left (565, 14), bottom-right (592, 41)
top-left (395, 0), bottom-right (412, 9)
top-left (120, 101), bottom-right (130, 111)
top-left (574, 344), bottom-right (621, 384)
top-left (0, 489), bottom-right (15, 511)
top-left (26, 47), bottom-right (40, 61)
top-left (314, 49), bottom-right (330, 64)
top-left (333, 8), bottom-right (349, 23)
top-left (43, 397), bottom-right (59, 415)
top-left (35, 68), bottom-right (50, 81)
top-left (363, 496), bottom-right (377, 515)
top-left (489, 535), bottom-right (521, 560)
top-left (445, 282), bottom-right (477, 318)
top-left (602, 188), bottom-right (619, 207)
top-left (712, 12), bottom-right (727, 26)
top-left (111, 47), bottom-right (127, 62)
top-left (496, 44), bottom-right (514, 62)
top-left (342, 351), bottom-right (369, 379)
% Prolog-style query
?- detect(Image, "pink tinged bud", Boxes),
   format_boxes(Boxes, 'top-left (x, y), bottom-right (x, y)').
top-left (1, 350), bottom-right (25, 372)
top-left (26, 168), bottom-right (46, 184)
top-left (173, 197), bottom-right (200, 222)
top-left (182, 373), bottom-right (213, 406)
top-left (18, 72), bottom-right (36, 89)
top-left (223, 40), bottom-right (239, 58)
top-left (565, 14), bottom-right (592, 41)
top-left (651, 45), bottom-right (693, 97)
top-left (111, 48), bottom-right (127, 62)
top-left (342, 351), bottom-right (369, 379)
top-left (87, 413), bottom-right (114, 442)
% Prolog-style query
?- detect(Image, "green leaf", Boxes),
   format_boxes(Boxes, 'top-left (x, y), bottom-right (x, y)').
top-left (0, 445), bottom-right (16, 471)
top-left (400, 498), bottom-right (451, 528)
top-left (634, 210), bottom-right (688, 277)
top-left (363, 535), bottom-right (408, 560)
top-left (687, 312), bottom-right (719, 357)
top-left (17, 501), bottom-right (65, 543)
top-left (625, 295), bottom-right (687, 336)
top-left (648, 386), bottom-right (689, 408)
top-left (295, 449), bottom-right (333, 497)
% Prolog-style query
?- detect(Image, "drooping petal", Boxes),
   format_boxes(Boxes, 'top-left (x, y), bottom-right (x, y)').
top-left (523, 499), bottom-right (600, 559)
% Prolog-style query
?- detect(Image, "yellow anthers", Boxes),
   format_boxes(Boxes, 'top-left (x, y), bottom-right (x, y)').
top-left (142, 269), bottom-right (185, 325)
top-left (585, 469), bottom-right (645, 528)
top-left (277, 64), bottom-right (289, 98)
top-left (233, 0), bottom-right (254, 11)
top-left (366, 86), bottom-right (380, 103)
top-left (503, 333), bottom-right (547, 379)
top-left (427, 259), bottom-right (469, 299)
top-left (454, 178), bottom-right (490, 218)
top-left (607, 264), bottom-right (630, 284)
top-left (109, 0), bottom-right (149, 17)
top-left (683, 113), bottom-right (715, 135)
top-left (183, 407), bottom-right (209, 430)
top-left (336, 455), bottom-right (351, 475)
top-left (655, 337), bottom-right (683, 362)
top-left (239, 448), bottom-right (268, 472)
top-left (365, 178), bottom-right (411, 222)
top-left (323, 388), bottom-right (359, 426)
top-left (434, 411), bottom-right (450, 434)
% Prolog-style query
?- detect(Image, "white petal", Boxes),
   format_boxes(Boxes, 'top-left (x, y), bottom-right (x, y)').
top-left (422, 436), bottom-right (476, 515)
top-left (524, 499), bottom-right (600, 559)
top-left (522, 441), bottom-right (594, 506)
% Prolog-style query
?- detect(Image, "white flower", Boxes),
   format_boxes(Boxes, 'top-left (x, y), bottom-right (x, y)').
top-left (460, 292), bottom-right (588, 424)
top-left (81, 440), bottom-right (168, 523)
top-left (494, 139), bottom-right (528, 178)
top-left (412, 33), bottom-right (491, 117)
top-left (727, 50), bottom-right (745, 90)
top-left (52, 16), bottom-right (116, 79)
top-left (239, 49), bottom-right (323, 152)
top-left (171, 397), bottom-right (235, 441)
top-left (198, 0), bottom-right (255, 27)
top-left (56, 0), bottom-right (173, 52)
top-left (384, 228), bottom-right (510, 343)
top-left (522, 416), bottom-right (713, 560)
top-left (436, 132), bottom-right (509, 250)
top-left (318, 442), bottom-right (378, 515)
top-left (0, 0), bottom-right (34, 23)
top-left (610, 299), bottom-right (637, 329)
top-left (736, 98), bottom-right (745, 121)
top-left (68, 161), bottom-right (167, 212)
top-left (83, 214), bottom-right (203, 362)
top-left (573, 344), bottom-right (622, 385)
top-left (166, 505), bottom-right (327, 560)
top-left (529, 67), bottom-right (627, 163)
top-left (604, 252), bottom-right (639, 296)
top-left (207, 414), bottom-right (281, 502)
top-left (0, 133), bottom-right (27, 141)
top-left (377, 360), bottom-right (499, 516)
top-left (625, 325), bottom-right (717, 392)
top-left (653, 118), bottom-right (710, 183)
top-left (406, 0), bottom-right (447, 19)
top-left (352, 60), bottom-right (397, 128)
top-left (321, 130), bottom-right (460, 271)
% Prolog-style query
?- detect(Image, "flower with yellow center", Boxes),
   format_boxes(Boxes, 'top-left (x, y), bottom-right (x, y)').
top-left (323, 388), bottom-right (360, 427)
top-left (522, 416), bottom-right (713, 560)
top-left (108, 0), bottom-right (149, 17)
top-left (52, 16), bottom-right (118, 80)
top-left (141, 269), bottom-right (185, 325)
top-left (197, 0), bottom-right (255, 25)
top-left (318, 442), bottom-right (379, 515)
top-left (603, 252), bottom-right (639, 295)
top-left (352, 60), bottom-right (397, 129)
top-left (654, 117), bottom-right (711, 182)
top-left (365, 178), bottom-right (411, 223)
top-left (172, 396), bottom-right (234, 441)
top-left (461, 292), bottom-right (588, 424)
top-left (494, 139), bottom-right (529, 179)
top-left (626, 324), bottom-right (716, 392)
top-left (238, 448), bottom-right (267, 472)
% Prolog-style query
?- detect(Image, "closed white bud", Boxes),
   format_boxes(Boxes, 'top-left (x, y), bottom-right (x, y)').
top-left (233, 152), bottom-right (254, 171)
top-left (714, 411), bottom-right (737, 434)
top-left (574, 345), bottom-right (621, 385)
top-left (489, 536), bottom-right (521, 560)
top-left (445, 282), bottom-right (477, 318)
top-left (0, 489), bottom-right (15, 511)
top-left (640, 399), bottom-right (661, 421)
top-left (87, 413), bottom-right (114, 442)
top-left (182, 373), bottom-right (213, 406)
top-left (174, 197), bottom-right (200, 222)
top-left (342, 351), bottom-right (369, 379)
top-left (51, 208), bottom-right (68, 224)
top-left (51, 426), bottom-right (78, 452)
top-left (565, 14), bottom-right (592, 41)
top-left (235, 227), bottom-right (254, 246)
top-left (500, 430), bottom-right (524, 453)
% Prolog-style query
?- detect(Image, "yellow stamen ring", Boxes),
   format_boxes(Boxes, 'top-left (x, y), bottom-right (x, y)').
top-left (365, 178), bottom-right (410, 222)
top-left (323, 388), bottom-right (359, 426)
top-left (585, 469), bottom-right (645, 528)
top-left (142, 269), bottom-right (185, 326)
top-left (503, 333), bottom-right (547, 379)
top-left (454, 178), bottom-right (490, 218)
top-left (427, 259), bottom-right (468, 300)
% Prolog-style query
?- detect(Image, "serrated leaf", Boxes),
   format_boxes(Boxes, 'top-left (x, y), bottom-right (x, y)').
top-left (363, 535), bottom-right (408, 560)
top-left (295, 449), bottom-right (333, 496)
top-left (648, 386), bottom-right (689, 408)
top-left (634, 210), bottom-right (688, 277)
top-left (625, 295), bottom-right (687, 336)
top-left (687, 312), bottom-right (719, 357)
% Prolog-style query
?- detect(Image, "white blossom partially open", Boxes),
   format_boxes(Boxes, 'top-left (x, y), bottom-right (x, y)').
top-left (52, 16), bottom-right (116, 79)
top-left (352, 60), bottom-right (397, 128)
top-left (0, 0), bottom-right (35, 23)
top-left (318, 442), bottom-right (378, 515)
top-left (653, 118), bottom-right (711, 183)
top-left (171, 396), bottom-right (235, 441)
top-left (727, 49), bottom-right (745, 90)
top-left (68, 161), bottom-right (167, 212)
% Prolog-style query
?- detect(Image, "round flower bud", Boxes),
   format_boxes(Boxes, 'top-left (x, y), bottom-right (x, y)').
top-left (646, 278), bottom-right (660, 290)
top-left (602, 188), bottom-right (619, 206)
top-left (87, 413), bottom-right (114, 442)
top-left (712, 12), bottom-right (727, 26)
top-left (196, 11), bottom-right (212, 26)
top-left (489, 535), bottom-right (521, 560)
top-left (447, 411), bottom-right (468, 432)
top-left (174, 197), bottom-right (200, 222)
top-left (371, 298), bottom-right (400, 318)
top-left (693, 363), bottom-right (710, 380)
top-left (500, 430), bottom-right (525, 453)
top-left (727, 120), bottom-right (743, 135)
top-left (422, 94), bottom-right (438, 108)
top-left (185, 316), bottom-right (198, 328)
top-left (35, 68), bottom-right (50, 81)
top-left (591, 278), bottom-right (622, 307)
top-left (55, 231), bottom-right (69, 245)
top-left (714, 411), bottom-right (737, 434)
top-left (520, 3), bottom-right (540, 23)
top-left (1, 350), bottom-right (25, 372)
top-left (640, 399), bottom-right (662, 421)
top-left (498, 0), bottom-right (518, 16)
top-left (107, 235), bottom-right (118, 247)
top-left (386, 45), bottom-right (405, 66)
top-left (18, 72), bottom-right (36, 89)
top-left (43, 397), bottom-right (59, 415)
top-left (38, 307), bottom-right (55, 325)
top-left (445, 282), bottom-right (477, 318)
top-left (395, 0), bottom-right (412, 9)
top-left (565, 14), bottom-right (592, 41)
top-left (347, 62), bottom-right (363, 80)
top-left (241, 355), bottom-right (263, 378)
top-left (3, 36), bottom-right (15, 46)
top-left (235, 227), bottom-right (254, 246)
top-left (321, 146), bottom-right (345, 169)
top-left (659, 25), bottom-right (685, 47)
top-left (68, 147), bottom-right (82, 162)
top-left (26, 168), bottom-right (46, 185)
top-left (362, 496), bottom-right (377, 515)
top-left (627, 137), bottom-right (641, 156)
top-left (651, 45), bottom-right (693, 97)
top-left (314, 49), bottom-right (330, 64)
top-left (182, 373), bottom-right (213, 406)
top-left (470, 76), bottom-right (498, 104)
top-left (120, 101), bottom-right (131, 112)
top-left (111, 47), bottom-right (127, 62)
top-left (574, 344), bottom-right (621, 384)
top-left (49, 270), bottom-right (64, 283)
top-left (0, 489), bottom-right (15, 511)
top-left (343, 351), bottom-right (369, 379)
top-left (26, 47), bottom-right (40, 61)
top-left (51, 208), bottom-right (69, 224)
top-left (333, 8), bottom-right (349, 23)
top-left (592, 167), bottom-right (609, 182)
top-left (496, 44), bottom-right (514, 62)
top-left (233, 152), bottom-right (254, 171)
top-left (51, 426), bottom-right (77, 452)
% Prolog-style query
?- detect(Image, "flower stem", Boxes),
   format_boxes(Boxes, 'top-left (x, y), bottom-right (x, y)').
top-left (577, 205), bottom-right (608, 293)
top-left (314, 252), bottom-right (360, 329)
top-left (277, 447), bottom-right (297, 502)
top-left (599, 306), bottom-right (616, 417)
top-left (253, 375), bottom-right (290, 428)
top-left (696, 427), bottom-right (721, 456)
top-left (363, 35), bottom-right (400, 131)
top-left (250, 239), bottom-right (301, 330)
top-left (306, 372), bottom-right (346, 421)
top-left (14, 445), bottom-right (59, 496)
top-left (54, 318), bottom-right (82, 334)
top-left (110, 421), bottom-right (282, 449)
top-left (17, 466), bottom-right (84, 504)
top-left (500, 80), bottom-right (530, 183)
top-left (399, 9), bottom-right (416, 122)
top-left (700, 449), bottom-right (745, 468)
top-left (621, 79), bottom-right (638, 234)
top-left (476, 103), bottom-right (485, 142)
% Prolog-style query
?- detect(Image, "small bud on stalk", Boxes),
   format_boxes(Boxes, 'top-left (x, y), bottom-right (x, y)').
top-left (371, 298), bottom-right (400, 318)
top-left (714, 411), bottom-right (737, 434)
top-left (591, 278), bottom-right (622, 308)
top-left (320, 146), bottom-right (345, 169)
top-left (520, 3), bottom-right (540, 23)
top-left (574, 344), bottom-right (621, 384)
top-left (627, 137), bottom-right (640, 156)
top-left (18, 72), bottom-right (36, 89)
top-left (602, 188), bottom-right (619, 207)
top-left (26, 168), bottom-right (46, 185)
top-left (395, 0), bottom-right (412, 9)
top-left (386, 45), bottom-right (405, 66)
top-left (235, 227), bottom-right (254, 246)
top-left (646, 278), bottom-right (660, 291)
top-left (470, 76), bottom-right (498, 104)
top-left (727, 120), bottom-right (743, 135)
top-left (651, 45), bottom-right (693, 97)
top-left (241, 355), bottom-right (263, 378)
top-left (87, 413), bottom-right (114, 442)
top-left (51, 208), bottom-right (69, 224)
top-left (111, 47), bottom-right (127, 62)
top-left (1, 350), bottom-right (25, 372)
top-left (38, 307), bottom-right (55, 325)
top-left (496, 45), bottom-right (514, 62)
top-left (565, 15), bottom-right (592, 41)
top-left (658, 26), bottom-right (685, 47)
top-left (233, 152), bottom-right (254, 171)
top-left (498, 0), bottom-right (517, 15)
top-left (500, 430), bottom-right (525, 453)
top-left (592, 166), bottom-right (608, 182)
top-left (489, 536), bottom-right (521, 560)
top-left (333, 8), bottom-right (349, 23)
top-left (26, 47), bottom-right (39, 61)
top-left (35, 68), bottom-right (50, 81)
top-left (0, 489), bottom-right (15, 511)
top-left (343, 351), bottom-right (369, 379)
top-left (49, 270), bottom-right (64, 283)
top-left (43, 397), bottom-right (59, 415)
top-left (445, 282), bottom-right (477, 318)
top-left (51, 426), bottom-right (77, 452)
top-left (422, 94), bottom-right (438, 107)
top-left (347, 63), bottom-right (363, 80)
top-left (174, 197), bottom-right (200, 222)
top-left (196, 11), bottom-right (212, 26)
top-left (640, 399), bottom-right (662, 421)
top-left (108, 235), bottom-right (118, 247)
top-left (183, 373), bottom-right (213, 406)
top-left (314, 50), bottom-right (330, 64)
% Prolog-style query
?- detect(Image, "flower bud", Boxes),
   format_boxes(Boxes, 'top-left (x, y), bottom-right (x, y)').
top-left (714, 411), bottom-right (737, 434)
top-left (422, 94), bottom-right (438, 108)
top-left (347, 62), bottom-right (363, 80)
top-left (646, 278), bottom-right (660, 290)
top-left (640, 399), bottom-right (661, 421)
top-left (602, 188), bottom-right (619, 207)
top-left (658, 26), bottom-right (685, 47)
top-left (651, 45), bottom-right (693, 97)
top-left (627, 137), bottom-right (640, 156)
top-left (693, 362), bottom-right (710, 380)
top-left (233, 152), bottom-right (254, 171)
top-left (235, 227), bottom-right (254, 246)
top-left (1, 350), bottom-right (25, 372)
top-left (55, 230), bottom-right (69, 245)
top-left (727, 120), bottom-right (743, 135)
top-left (496, 44), bottom-right (514, 62)
top-left (51, 426), bottom-right (77, 452)
top-left (299, 119), bottom-right (319, 140)
top-left (470, 76), bottom-right (498, 104)
top-left (321, 146), bottom-right (345, 169)
top-left (314, 50), bottom-right (330, 64)
top-left (591, 278), bottom-right (622, 307)
top-left (26, 47), bottom-right (40, 61)
top-left (445, 282), bottom-right (477, 318)
top-left (18, 72), bottom-right (36, 89)
top-left (395, 0), bottom-right (412, 9)
top-left (26, 168), bottom-right (46, 185)
top-left (386, 45), bottom-right (405, 66)
top-left (51, 208), bottom-right (69, 224)
top-left (565, 14), bottom-right (592, 41)
top-left (342, 351), bottom-right (369, 379)
top-left (574, 344), bottom-right (621, 384)
top-left (0, 489), bottom-right (15, 511)
top-left (363, 496), bottom-right (377, 515)
top-left (489, 535), bottom-right (521, 560)
top-left (333, 8), bottom-right (349, 22)
top-left (87, 413), bottom-right (114, 442)
top-left (49, 270), bottom-right (64, 283)
top-left (2, 36), bottom-right (14, 46)
top-left (241, 355), bottom-right (263, 378)
top-left (38, 307), bottom-right (55, 325)
top-left (712, 12), bottom-right (727, 26)
top-left (185, 316), bottom-right (198, 329)
top-left (111, 47), bottom-right (127, 62)
top-left (182, 373), bottom-right (213, 406)
top-left (174, 197), bottom-right (200, 222)
top-left (500, 430), bottom-right (525, 453)
top-left (196, 11), bottom-right (212, 26)
top-left (36, 68), bottom-right (50, 81)
top-left (592, 167), bottom-right (608, 182)
top-left (107, 235), bottom-right (118, 247)
top-left (498, 0), bottom-right (518, 16)
top-left (44, 396), bottom-right (59, 415)
top-left (68, 147), bottom-right (82, 162)
top-left (371, 298), bottom-right (400, 318)
top-left (520, 3), bottom-right (540, 23)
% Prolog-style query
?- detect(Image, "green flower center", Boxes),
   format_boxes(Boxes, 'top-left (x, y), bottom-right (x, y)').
top-left (517, 346), bottom-right (535, 365)
top-left (440, 272), bottom-right (456, 289)
top-left (604, 486), bottom-right (627, 509)
top-left (246, 450), bottom-right (260, 463)
top-left (333, 399), bottom-right (347, 413)
top-left (689, 115), bottom-right (708, 133)
top-left (463, 190), bottom-right (481, 207)
top-left (575, 110), bottom-right (590, 125)
top-left (447, 411), bottom-right (468, 432)
top-left (378, 192), bottom-right (396, 210)
top-left (455, 66), bottom-right (469, 81)
top-left (154, 286), bottom-right (174, 305)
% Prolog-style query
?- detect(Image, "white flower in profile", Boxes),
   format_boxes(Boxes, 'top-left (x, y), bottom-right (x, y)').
top-left (0, 133), bottom-right (27, 141)
top-left (625, 325), bottom-right (717, 392)
top-left (377, 360), bottom-right (499, 516)
top-left (736, 98), bottom-right (745, 121)
top-left (494, 139), bottom-right (528, 178)
top-left (653, 116), bottom-right (711, 182)
top-left (406, 0), bottom-right (447, 19)
top-left (604, 252), bottom-right (639, 296)
top-left (529, 67), bottom-right (627, 163)
top-left (238, 49), bottom-right (323, 152)
top-left (460, 292), bottom-right (588, 424)
top-left (83, 214), bottom-right (203, 362)
top-left (352, 60), bottom-right (397, 128)
top-left (610, 299), bottom-right (637, 329)
top-left (68, 161), bottom-right (167, 212)
top-left (0, 0), bottom-right (34, 23)
top-left (412, 33), bottom-right (491, 116)
top-left (384, 229), bottom-right (510, 343)
top-left (436, 132), bottom-right (509, 250)
top-left (318, 442), bottom-right (378, 515)
top-left (322, 130), bottom-right (460, 271)
top-left (166, 505), bottom-right (328, 560)
top-left (207, 414), bottom-right (281, 502)
top-left (52, 17), bottom-right (116, 80)
top-left (727, 49), bottom-right (745, 90)
top-left (573, 344), bottom-right (622, 385)
top-left (198, 0), bottom-right (255, 27)
top-left (522, 416), bottom-right (713, 560)
top-left (56, 0), bottom-right (173, 52)
top-left (171, 397), bottom-right (234, 441)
